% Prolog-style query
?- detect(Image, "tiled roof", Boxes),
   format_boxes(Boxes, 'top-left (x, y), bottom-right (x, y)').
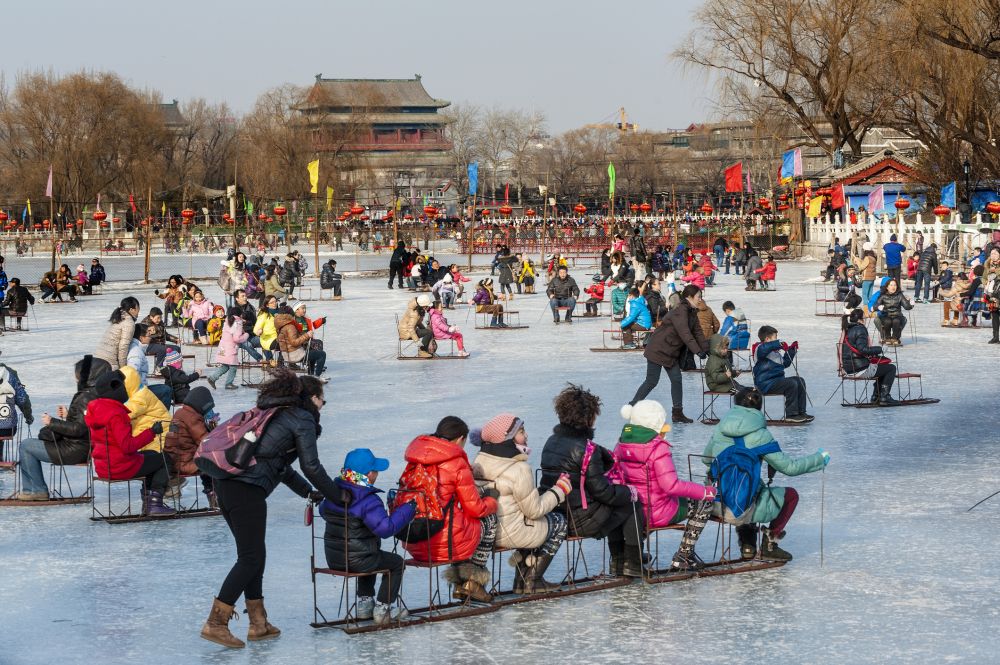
top-left (303, 76), bottom-right (449, 110)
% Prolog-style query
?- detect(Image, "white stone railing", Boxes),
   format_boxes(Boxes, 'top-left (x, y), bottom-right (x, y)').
top-left (807, 211), bottom-right (989, 257)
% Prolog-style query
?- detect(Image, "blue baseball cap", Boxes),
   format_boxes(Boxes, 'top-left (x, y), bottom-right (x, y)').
top-left (343, 448), bottom-right (390, 475)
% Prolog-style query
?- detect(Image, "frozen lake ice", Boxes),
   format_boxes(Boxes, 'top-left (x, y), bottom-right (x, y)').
top-left (1, 260), bottom-right (998, 665)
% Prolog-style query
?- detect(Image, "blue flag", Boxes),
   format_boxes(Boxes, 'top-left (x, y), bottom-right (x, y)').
top-left (780, 150), bottom-right (798, 180)
top-left (941, 181), bottom-right (956, 208)
top-left (468, 162), bottom-right (478, 196)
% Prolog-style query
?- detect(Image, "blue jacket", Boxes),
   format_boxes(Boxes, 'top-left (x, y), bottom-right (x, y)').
top-left (867, 277), bottom-right (891, 310)
top-left (883, 241), bottom-right (906, 268)
top-left (752, 340), bottom-right (796, 394)
top-left (320, 478), bottom-right (415, 572)
top-left (936, 268), bottom-right (953, 290)
top-left (0, 269), bottom-right (7, 300)
top-left (720, 312), bottom-right (750, 350)
top-left (620, 296), bottom-right (652, 330)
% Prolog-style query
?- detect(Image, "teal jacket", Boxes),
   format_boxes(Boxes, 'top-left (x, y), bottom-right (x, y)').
top-left (703, 405), bottom-right (825, 523)
top-left (611, 287), bottom-right (628, 316)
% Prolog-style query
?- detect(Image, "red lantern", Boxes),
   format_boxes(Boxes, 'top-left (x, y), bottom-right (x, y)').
top-left (987, 201), bottom-right (1000, 215)
top-left (700, 203), bottom-right (713, 214)
top-left (778, 193), bottom-right (789, 202)
top-left (181, 208), bottom-right (195, 220)
top-left (794, 187), bottom-right (806, 196)
top-left (43, 219), bottom-right (51, 227)
top-left (0, 212), bottom-right (7, 222)
top-left (499, 205), bottom-right (513, 216)
top-left (33, 223), bottom-right (41, 230)
top-left (630, 203), bottom-right (640, 212)
top-left (480, 209), bottom-right (491, 217)
top-left (273, 205), bottom-right (287, 217)
top-left (573, 204), bottom-right (587, 214)
top-left (76, 219), bottom-right (84, 227)
top-left (350, 204), bottom-right (365, 215)
top-left (222, 213), bottom-right (230, 221)
top-left (306, 216), bottom-right (315, 223)
top-left (111, 217), bottom-right (121, 224)
top-left (140, 218), bottom-right (149, 227)
top-left (403, 214), bottom-right (413, 220)
top-left (525, 208), bottom-right (536, 217)
top-left (778, 204), bottom-right (790, 212)
top-left (257, 213), bottom-right (267, 221)
top-left (266, 217), bottom-right (274, 223)
top-left (384, 211), bottom-right (394, 220)
top-left (933, 205), bottom-right (951, 217)
top-left (423, 205), bottom-right (438, 217)
top-left (359, 215), bottom-right (370, 221)
top-left (182, 218), bottom-right (191, 225)
top-left (894, 199), bottom-right (910, 211)
top-left (640, 203), bottom-right (652, 213)
top-left (93, 210), bottom-right (108, 222)
top-left (337, 213), bottom-right (348, 222)
top-left (99, 222), bottom-right (109, 229)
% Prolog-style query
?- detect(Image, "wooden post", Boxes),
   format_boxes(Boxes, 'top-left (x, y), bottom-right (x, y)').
top-left (144, 187), bottom-right (152, 282)
top-left (313, 201), bottom-right (321, 277)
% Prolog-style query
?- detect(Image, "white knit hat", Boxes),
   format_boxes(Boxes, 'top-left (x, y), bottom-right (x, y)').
top-left (862, 241), bottom-right (873, 251)
top-left (416, 294), bottom-right (432, 307)
top-left (292, 301), bottom-right (306, 312)
top-left (620, 400), bottom-right (668, 433)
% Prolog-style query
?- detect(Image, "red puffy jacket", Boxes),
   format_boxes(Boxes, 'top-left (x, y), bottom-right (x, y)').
top-left (756, 261), bottom-right (777, 280)
top-left (400, 435), bottom-right (497, 563)
top-left (86, 398), bottom-right (155, 480)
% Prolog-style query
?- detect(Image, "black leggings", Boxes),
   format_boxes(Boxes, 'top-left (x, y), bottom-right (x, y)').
top-left (872, 362), bottom-right (897, 392)
top-left (604, 501), bottom-right (646, 547)
top-left (630, 361), bottom-right (683, 408)
top-left (993, 313), bottom-right (999, 340)
top-left (883, 314), bottom-right (906, 339)
top-left (215, 480), bottom-right (268, 606)
top-left (134, 451), bottom-right (169, 493)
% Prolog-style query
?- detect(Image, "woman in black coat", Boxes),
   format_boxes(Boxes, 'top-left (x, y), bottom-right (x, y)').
top-left (202, 368), bottom-right (339, 649)
top-left (1, 278), bottom-right (34, 329)
top-left (840, 309), bottom-right (897, 404)
top-left (627, 284), bottom-right (709, 423)
top-left (540, 385), bottom-right (645, 577)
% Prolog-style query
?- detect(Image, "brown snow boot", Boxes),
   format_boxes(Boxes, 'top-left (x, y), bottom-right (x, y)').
top-left (525, 553), bottom-right (559, 593)
top-left (245, 598), bottom-right (281, 641)
top-left (672, 407), bottom-right (693, 424)
top-left (200, 598), bottom-right (245, 649)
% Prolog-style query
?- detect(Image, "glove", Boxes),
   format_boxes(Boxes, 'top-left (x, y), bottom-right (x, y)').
top-left (154, 289), bottom-right (160, 295)
top-left (309, 490), bottom-right (324, 504)
top-left (790, 341), bottom-right (799, 351)
top-left (25, 415), bottom-right (34, 425)
top-left (877, 305), bottom-right (885, 311)
top-left (697, 351), bottom-right (708, 360)
top-left (818, 448), bottom-right (831, 466)
top-left (448, 325), bottom-right (456, 333)
top-left (482, 486), bottom-right (500, 500)
top-left (554, 472), bottom-right (573, 497)
top-left (150, 421), bottom-right (164, 435)
top-left (626, 484), bottom-right (639, 502)
top-left (703, 485), bottom-right (717, 500)
top-left (780, 341), bottom-right (789, 351)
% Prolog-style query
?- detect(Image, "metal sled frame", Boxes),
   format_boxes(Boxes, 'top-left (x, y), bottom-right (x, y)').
top-left (589, 326), bottom-right (650, 352)
top-left (0, 415), bottom-right (22, 471)
top-left (814, 284), bottom-right (841, 317)
top-left (685, 454), bottom-right (788, 576)
top-left (836, 342), bottom-right (939, 408)
top-left (475, 309), bottom-right (528, 330)
top-left (394, 314), bottom-right (466, 360)
top-left (0, 431), bottom-right (92, 506)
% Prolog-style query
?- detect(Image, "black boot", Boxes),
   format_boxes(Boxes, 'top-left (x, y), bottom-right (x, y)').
top-left (760, 528), bottom-right (793, 561)
top-left (622, 544), bottom-right (644, 578)
top-left (736, 524), bottom-right (758, 560)
top-left (879, 384), bottom-right (899, 405)
top-left (526, 553), bottom-right (559, 593)
top-left (510, 550), bottom-right (530, 594)
top-left (608, 540), bottom-right (625, 576)
top-left (671, 407), bottom-right (693, 424)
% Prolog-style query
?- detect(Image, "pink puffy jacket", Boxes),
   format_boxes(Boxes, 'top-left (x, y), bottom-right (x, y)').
top-left (613, 434), bottom-right (714, 528)
top-left (185, 299), bottom-right (215, 323)
top-left (681, 271), bottom-right (706, 290)
top-left (216, 319), bottom-right (249, 365)
top-left (429, 308), bottom-right (459, 340)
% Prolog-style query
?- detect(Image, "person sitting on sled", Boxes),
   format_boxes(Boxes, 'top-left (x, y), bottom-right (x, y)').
top-left (719, 301), bottom-right (750, 350)
top-left (840, 308), bottom-right (898, 405)
top-left (752, 325), bottom-right (811, 424)
top-left (703, 387), bottom-right (829, 561)
top-left (320, 448), bottom-right (416, 626)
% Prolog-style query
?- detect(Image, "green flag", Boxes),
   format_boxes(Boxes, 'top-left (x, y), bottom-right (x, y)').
top-left (608, 162), bottom-right (616, 198)
top-left (245, 198), bottom-right (254, 216)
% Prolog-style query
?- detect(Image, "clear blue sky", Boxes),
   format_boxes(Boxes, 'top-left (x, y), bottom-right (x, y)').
top-left (4, 0), bottom-right (713, 132)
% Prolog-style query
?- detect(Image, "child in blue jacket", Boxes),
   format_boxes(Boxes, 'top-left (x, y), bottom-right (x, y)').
top-left (320, 448), bottom-right (417, 625)
top-left (719, 301), bottom-right (750, 350)
top-left (751, 325), bottom-right (811, 423)
top-left (620, 288), bottom-right (652, 349)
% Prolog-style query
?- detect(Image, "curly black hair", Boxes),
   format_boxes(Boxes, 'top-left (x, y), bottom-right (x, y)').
top-left (553, 383), bottom-right (601, 431)
top-left (257, 367), bottom-right (301, 400)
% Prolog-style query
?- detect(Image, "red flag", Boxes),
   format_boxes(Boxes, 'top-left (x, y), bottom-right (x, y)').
top-left (129, 194), bottom-right (137, 213)
top-left (831, 183), bottom-right (845, 210)
top-left (724, 162), bottom-right (743, 193)
top-left (504, 183), bottom-right (509, 204)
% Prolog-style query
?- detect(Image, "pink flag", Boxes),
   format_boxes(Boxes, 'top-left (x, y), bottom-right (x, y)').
top-left (793, 148), bottom-right (803, 177)
top-left (745, 171), bottom-right (752, 194)
top-left (45, 165), bottom-right (53, 198)
top-left (867, 185), bottom-right (884, 214)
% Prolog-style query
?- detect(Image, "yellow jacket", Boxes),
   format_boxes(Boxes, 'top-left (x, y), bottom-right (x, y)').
top-left (253, 311), bottom-right (278, 350)
top-left (121, 366), bottom-right (172, 452)
top-left (518, 261), bottom-right (535, 281)
top-left (207, 317), bottom-right (224, 345)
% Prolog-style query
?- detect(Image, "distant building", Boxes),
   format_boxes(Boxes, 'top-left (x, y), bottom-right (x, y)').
top-left (297, 75), bottom-right (454, 207)
top-left (158, 100), bottom-right (187, 132)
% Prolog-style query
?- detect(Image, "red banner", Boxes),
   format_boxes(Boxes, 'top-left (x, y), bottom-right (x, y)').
top-left (831, 183), bottom-right (846, 210)
top-left (724, 162), bottom-right (743, 193)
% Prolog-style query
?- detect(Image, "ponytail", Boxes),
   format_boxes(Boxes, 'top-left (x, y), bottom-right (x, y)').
top-left (109, 296), bottom-right (140, 323)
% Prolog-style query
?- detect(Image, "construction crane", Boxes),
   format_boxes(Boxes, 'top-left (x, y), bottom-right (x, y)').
top-left (585, 107), bottom-right (639, 133)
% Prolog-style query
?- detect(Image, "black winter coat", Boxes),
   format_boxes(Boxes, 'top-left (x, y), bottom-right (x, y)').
top-left (539, 424), bottom-right (633, 538)
top-left (231, 393), bottom-right (339, 500)
top-left (644, 291), bottom-right (667, 323)
top-left (497, 256), bottom-right (517, 285)
top-left (159, 366), bottom-right (201, 404)
top-left (546, 275), bottom-right (580, 299)
top-left (279, 259), bottom-right (299, 287)
top-left (644, 300), bottom-right (708, 368)
top-left (39, 356), bottom-right (111, 463)
top-left (233, 301), bottom-right (258, 331)
top-left (629, 234), bottom-right (647, 262)
top-left (321, 478), bottom-right (414, 572)
top-left (600, 253), bottom-right (612, 277)
top-left (875, 291), bottom-right (913, 317)
top-left (320, 264), bottom-right (342, 289)
top-left (2, 285), bottom-right (34, 314)
top-left (841, 323), bottom-right (882, 374)
top-left (390, 245), bottom-right (407, 265)
top-left (917, 247), bottom-right (938, 274)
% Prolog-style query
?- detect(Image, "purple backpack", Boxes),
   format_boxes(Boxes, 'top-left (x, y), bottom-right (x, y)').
top-left (194, 407), bottom-right (281, 479)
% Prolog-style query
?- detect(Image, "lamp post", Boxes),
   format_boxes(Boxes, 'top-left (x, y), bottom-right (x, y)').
top-left (963, 159), bottom-right (971, 205)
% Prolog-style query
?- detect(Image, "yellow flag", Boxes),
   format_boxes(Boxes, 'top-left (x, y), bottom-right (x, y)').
top-left (161, 201), bottom-right (166, 216)
top-left (807, 196), bottom-right (824, 219)
top-left (26, 199), bottom-right (31, 216)
top-left (325, 186), bottom-right (334, 211)
top-left (307, 160), bottom-right (320, 194)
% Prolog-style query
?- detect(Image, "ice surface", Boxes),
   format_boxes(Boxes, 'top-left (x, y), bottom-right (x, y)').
top-left (1, 261), bottom-right (998, 665)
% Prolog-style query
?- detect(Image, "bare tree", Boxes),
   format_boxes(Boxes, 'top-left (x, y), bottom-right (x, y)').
top-left (504, 109), bottom-right (547, 205)
top-left (675, 0), bottom-right (884, 159)
top-left (441, 102), bottom-right (482, 201)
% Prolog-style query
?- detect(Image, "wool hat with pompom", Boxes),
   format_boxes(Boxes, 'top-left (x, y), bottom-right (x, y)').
top-left (620, 400), bottom-right (669, 434)
top-left (163, 349), bottom-right (184, 367)
top-left (469, 413), bottom-right (524, 446)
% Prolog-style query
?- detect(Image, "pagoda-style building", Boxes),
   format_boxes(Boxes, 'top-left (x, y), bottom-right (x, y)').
top-left (297, 75), bottom-right (454, 203)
